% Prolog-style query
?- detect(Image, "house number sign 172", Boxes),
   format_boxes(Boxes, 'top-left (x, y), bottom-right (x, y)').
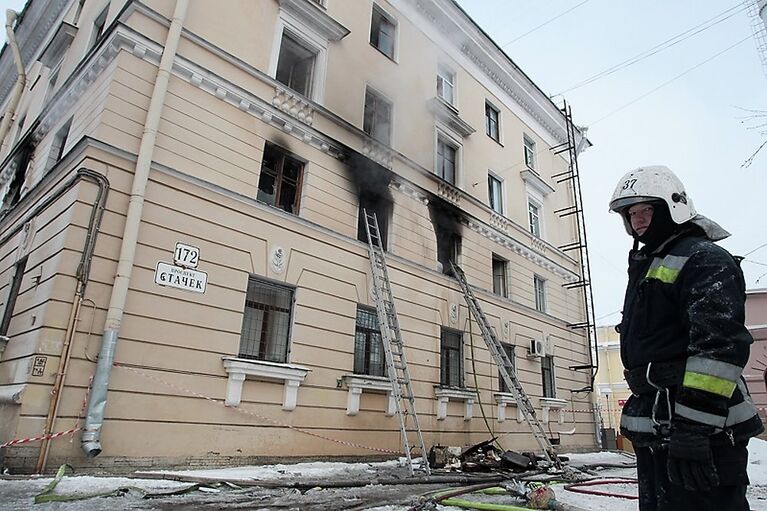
top-left (174, 242), bottom-right (200, 269)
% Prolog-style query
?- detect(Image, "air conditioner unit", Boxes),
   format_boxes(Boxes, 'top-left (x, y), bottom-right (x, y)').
top-left (528, 338), bottom-right (545, 358)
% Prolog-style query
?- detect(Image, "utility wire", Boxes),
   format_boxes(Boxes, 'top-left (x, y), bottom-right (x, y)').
top-left (744, 241), bottom-right (767, 257)
top-left (500, 0), bottom-right (591, 48)
top-left (556, 3), bottom-right (745, 95)
top-left (589, 35), bottom-right (751, 126)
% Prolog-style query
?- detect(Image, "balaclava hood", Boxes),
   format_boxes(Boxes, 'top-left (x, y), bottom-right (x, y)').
top-left (630, 201), bottom-right (678, 251)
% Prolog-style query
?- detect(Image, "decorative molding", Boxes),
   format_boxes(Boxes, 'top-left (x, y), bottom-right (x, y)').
top-left (273, 85), bottom-right (315, 125)
top-left (494, 392), bottom-right (523, 423)
top-left (521, 169), bottom-right (555, 197)
top-left (341, 374), bottom-right (395, 416)
top-left (362, 138), bottom-right (394, 169)
top-left (222, 357), bottom-right (310, 411)
top-left (434, 386), bottom-right (476, 421)
top-left (490, 211), bottom-right (510, 233)
top-left (391, 179), bottom-right (429, 204)
top-left (437, 181), bottom-right (461, 205)
top-left (449, 303), bottom-right (458, 325)
top-left (427, 97), bottom-right (475, 138)
top-left (278, 0), bottom-right (350, 41)
top-left (270, 246), bottom-right (286, 274)
top-left (540, 397), bottom-right (568, 424)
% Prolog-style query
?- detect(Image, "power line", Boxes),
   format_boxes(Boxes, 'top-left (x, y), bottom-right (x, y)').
top-left (589, 35), bottom-right (751, 126)
top-left (744, 241), bottom-right (767, 257)
top-left (556, 3), bottom-right (745, 95)
top-left (500, 0), bottom-right (591, 48)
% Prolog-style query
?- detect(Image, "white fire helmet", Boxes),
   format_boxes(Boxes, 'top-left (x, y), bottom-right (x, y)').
top-left (608, 165), bottom-right (729, 241)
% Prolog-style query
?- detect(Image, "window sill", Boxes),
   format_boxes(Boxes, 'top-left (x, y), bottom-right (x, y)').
top-left (540, 397), bottom-right (567, 424)
top-left (369, 42), bottom-right (397, 63)
top-left (222, 356), bottom-right (310, 411)
top-left (434, 386), bottom-right (476, 421)
top-left (341, 374), bottom-right (395, 416)
top-left (493, 392), bottom-right (524, 423)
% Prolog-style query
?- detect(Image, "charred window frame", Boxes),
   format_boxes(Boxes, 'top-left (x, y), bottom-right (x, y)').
top-left (45, 118), bottom-right (72, 174)
top-left (492, 255), bottom-right (508, 298)
top-left (541, 355), bottom-right (556, 398)
top-left (0, 257), bottom-right (27, 337)
top-left (257, 142), bottom-right (304, 215)
top-left (1, 141), bottom-right (35, 212)
top-left (358, 193), bottom-right (391, 250)
top-left (534, 275), bottom-right (547, 313)
top-left (485, 102), bottom-right (500, 142)
top-left (275, 31), bottom-right (317, 97)
top-left (370, 4), bottom-right (396, 60)
top-left (488, 172), bottom-right (503, 214)
top-left (363, 88), bottom-right (392, 146)
top-left (437, 231), bottom-right (460, 275)
top-left (498, 343), bottom-right (516, 393)
top-left (354, 305), bottom-right (386, 377)
top-left (440, 327), bottom-right (463, 387)
top-left (436, 136), bottom-right (457, 185)
top-left (238, 276), bottom-right (294, 363)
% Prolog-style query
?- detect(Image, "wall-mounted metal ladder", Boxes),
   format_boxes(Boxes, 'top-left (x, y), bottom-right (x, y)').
top-left (363, 210), bottom-right (430, 476)
top-left (450, 262), bottom-right (562, 469)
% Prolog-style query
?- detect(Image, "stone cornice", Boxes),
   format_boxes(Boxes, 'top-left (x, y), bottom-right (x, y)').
top-left (278, 0), bottom-right (350, 41)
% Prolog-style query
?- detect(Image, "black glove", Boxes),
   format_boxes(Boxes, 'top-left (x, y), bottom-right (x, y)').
top-left (667, 420), bottom-right (719, 491)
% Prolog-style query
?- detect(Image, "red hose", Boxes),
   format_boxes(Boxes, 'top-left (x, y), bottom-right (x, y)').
top-left (563, 478), bottom-right (639, 500)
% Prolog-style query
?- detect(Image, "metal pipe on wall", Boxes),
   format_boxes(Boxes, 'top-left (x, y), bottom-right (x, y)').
top-left (0, 9), bottom-right (26, 156)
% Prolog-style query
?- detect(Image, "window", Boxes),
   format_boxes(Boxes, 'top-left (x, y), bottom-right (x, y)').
top-left (436, 136), bottom-right (457, 185)
top-left (492, 255), bottom-right (508, 298)
top-left (358, 193), bottom-right (391, 250)
top-left (370, 5), bottom-right (395, 59)
top-left (73, 0), bottom-right (86, 25)
top-left (488, 173), bottom-right (503, 214)
top-left (541, 355), bottom-right (556, 398)
top-left (257, 143), bottom-right (304, 214)
top-left (440, 327), bottom-right (463, 387)
top-left (238, 277), bottom-right (294, 363)
top-left (523, 136), bottom-right (536, 171)
top-left (354, 306), bottom-right (386, 377)
top-left (498, 343), bottom-right (516, 393)
top-left (534, 275), bottom-right (547, 313)
top-left (363, 88), bottom-right (392, 145)
top-left (1, 142), bottom-right (34, 212)
top-left (275, 31), bottom-right (317, 97)
top-left (437, 66), bottom-right (455, 106)
top-left (45, 118), bottom-right (72, 173)
top-left (437, 232), bottom-right (460, 275)
top-left (485, 102), bottom-right (500, 142)
top-left (14, 114), bottom-right (26, 145)
top-left (44, 58), bottom-right (64, 104)
top-left (91, 7), bottom-right (108, 49)
top-left (528, 200), bottom-right (541, 238)
top-left (0, 257), bottom-right (27, 337)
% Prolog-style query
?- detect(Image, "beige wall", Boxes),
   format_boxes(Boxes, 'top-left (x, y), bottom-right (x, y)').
top-left (594, 325), bottom-right (630, 431)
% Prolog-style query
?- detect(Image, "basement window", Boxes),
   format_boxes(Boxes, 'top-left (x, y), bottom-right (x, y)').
top-left (257, 143), bottom-right (304, 214)
top-left (275, 31), bottom-right (317, 97)
top-left (357, 193), bottom-right (391, 250)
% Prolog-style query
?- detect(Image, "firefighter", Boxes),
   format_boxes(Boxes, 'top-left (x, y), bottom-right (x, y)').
top-left (609, 165), bottom-right (763, 511)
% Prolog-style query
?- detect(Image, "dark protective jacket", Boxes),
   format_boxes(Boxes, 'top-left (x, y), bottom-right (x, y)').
top-left (618, 231), bottom-right (763, 447)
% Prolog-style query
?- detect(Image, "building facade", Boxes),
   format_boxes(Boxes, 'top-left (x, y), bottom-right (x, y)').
top-left (744, 288), bottom-right (767, 429)
top-left (0, 0), bottom-right (595, 473)
top-left (594, 324), bottom-right (629, 434)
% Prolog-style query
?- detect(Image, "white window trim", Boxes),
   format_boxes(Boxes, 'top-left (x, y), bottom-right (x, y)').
top-left (523, 134), bottom-right (536, 171)
top-left (370, 2), bottom-right (399, 63)
top-left (540, 397), bottom-right (567, 424)
top-left (494, 392), bottom-right (523, 422)
top-left (527, 195), bottom-right (544, 239)
top-left (434, 386), bottom-right (476, 421)
top-left (488, 169), bottom-right (505, 215)
top-left (492, 254), bottom-right (509, 298)
top-left (534, 274), bottom-right (547, 313)
top-left (222, 356), bottom-right (310, 411)
top-left (434, 124), bottom-right (463, 188)
top-left (437, 64), bottom-right (457, 109)
top-left (485, 100), bottom-right (502, 144)
top-left (363, 84), bottom-right (395, 147)
top-left (341, 374), bottom-right (395, 416)
top-left (268, 9), bottom-right (330, 103)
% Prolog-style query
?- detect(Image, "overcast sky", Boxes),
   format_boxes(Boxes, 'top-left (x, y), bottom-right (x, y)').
top-left (2, 0), bottom-right (765, 326)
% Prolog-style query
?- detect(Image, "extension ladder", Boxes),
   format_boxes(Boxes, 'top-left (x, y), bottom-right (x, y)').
top-left (363, 210), bottom-right (430, 476)
top-left (450, 261), bottom-right (561, 469)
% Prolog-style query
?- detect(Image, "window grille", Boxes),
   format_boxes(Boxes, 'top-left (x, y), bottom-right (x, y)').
top-left (499, 343), bottom-right (516, 393)
top-left (440, 328), bottom-right (463, 387)
top-left (354, 306), bottom-right (386, 376)
top-left (238, 277), bottom-right (294, 363)
top-left (541, 355), bottom-right (556, 398)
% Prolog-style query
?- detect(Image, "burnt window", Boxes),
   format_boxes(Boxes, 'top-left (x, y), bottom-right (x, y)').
top-left (498, 343), bottom-right (516, 393)
top-left (370, 5), bottom-right (396, 59)
top-left (1, 143), bottom-right (34, 212)
top-left (358, 195), bottom-right (391, 250)
top-left (492, 255), bottom-right (508, 298)
top-left (354, 306), bottom-right (386, 377)
top-left (275, 32), bottom-right (316, 97)
top-left (436, 137), bottom-right (457, 185)
top-left (436, 231), bottom-right (460, 275)
top-left (541, 355), bottom-right (556, 398)
top-left (0, 257), bottom-right (27, 337)
top-left (257, 143), bottom-right (304, 214)
top-left (363, 88), bottom-right (392, 145)
top-left (485, 102), bottom-right (500, 142)
top-left (440, 327), bottom-right (463, 387)
top-left (238, 276), bottom-right (294, 363)
top-left (45, 118), bottom-right (72, 173)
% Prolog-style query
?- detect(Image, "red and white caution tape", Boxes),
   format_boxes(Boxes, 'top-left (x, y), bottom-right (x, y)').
top-left (1, 427), bottom-right (83, 449)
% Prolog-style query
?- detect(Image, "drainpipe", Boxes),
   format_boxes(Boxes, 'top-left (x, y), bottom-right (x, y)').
top-left (0, 9), bottom-right (26, 155)
top-left (81, 0), bottom-right (189, 458)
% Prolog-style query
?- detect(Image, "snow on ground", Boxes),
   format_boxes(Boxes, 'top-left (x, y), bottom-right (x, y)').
top-left (3, 441), bottom-right (767, 509)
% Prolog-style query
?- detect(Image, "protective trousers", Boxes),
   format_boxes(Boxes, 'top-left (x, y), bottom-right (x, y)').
top-left (635, 442), bottom-right (750, 511)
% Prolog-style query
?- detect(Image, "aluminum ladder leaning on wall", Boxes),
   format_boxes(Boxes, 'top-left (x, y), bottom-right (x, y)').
top-left (450, 261), bottom-right (562, 470)
top-left (363, 210), bottom-right (430, 476)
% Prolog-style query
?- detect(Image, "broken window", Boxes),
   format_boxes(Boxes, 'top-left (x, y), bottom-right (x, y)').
top-left (257, 143), bottom-right (304, 215)
top-left (541, 355), bottom-right (556, 398)
top-left (492, 255), bottom-right (508, 298)
top-left (440, 327), bottom-right (463, 387)
top-left (363, 88), bottom-right (392, 145)
top-left (358, 193), bottom-right (391, 250)
top-left (498, 343), bottom-right (516, 393)
top-left (354, 306), bottom-right (386, 377)
top-left (238, 276), bottom-right (294, 363)
top-left (370, 5), bottom-right (396, 59)
top-left (0, 257), bottom-right (27, 337)
top-left (275, 31), bottom-right (316, 97)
